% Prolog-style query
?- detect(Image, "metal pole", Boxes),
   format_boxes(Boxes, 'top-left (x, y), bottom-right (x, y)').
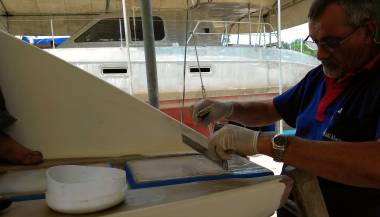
top-left (122, 0), bottom-right (134, 95)
top-left (237, 23), bottom-right (240, 45)
top-left (277, 0), bottom-right (282, 50)
top-left (248, 3), bottom-right (252, 46)
top-left (119, 19), bottom-right (123, 48)
top-left (186, 21), bottom-right (200, 44)
top-left (257, 7), bottom-right (262, 46)
top-left (263, 25), bottom-right (266, 47)
top-left (140, 0), bottom-right (159, 108)
top-left (268, 11), bottom-right (272, 46)
top-left (224, 22), bottom-right (228, 46)
top-left (50, 19), bottom-right (55, 49)
top-left (132, 7), bottom-right (137, 41)
top-left (277, 0), bottom-right (283, 134)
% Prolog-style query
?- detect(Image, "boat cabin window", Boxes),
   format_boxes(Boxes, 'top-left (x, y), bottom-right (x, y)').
top-left (130, 16), bottom-right (165, 41)
top-left (75, 19), bottom-right (122, 43)
top-left (102, 68), bottom-right (127, 74)
top-left (189, 67), bottom-right (211, 74)
top-left (74, 17), bottom-right (165, 43)
top-left (203, 28), bottom-right (210, 33)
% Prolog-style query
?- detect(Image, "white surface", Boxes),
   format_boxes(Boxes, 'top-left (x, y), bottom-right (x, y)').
top-left (250, 155), bottom-right (283, 175)
top-left (0, 163), bottom-right (111, 195)
top-left (250, 155), bottom-right (283, 217)
top-left (127, 154), bottom-right (272, 183)
top-left (0, 30), bottom-right (198, 159)
top-left (128, 155), bottom-right (225, 182)
top-left (2, 176), bottom-right (290, 217)
top-left (0, 169), bottom-right (46, 194)
top-left (46, 165), bottom-right (127, 214)
top-left (112, 178), bottom-right (286, 217)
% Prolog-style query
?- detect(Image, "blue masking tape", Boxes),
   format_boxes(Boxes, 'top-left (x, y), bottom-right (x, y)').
top-left (125, 161), bottom-right (273, 189)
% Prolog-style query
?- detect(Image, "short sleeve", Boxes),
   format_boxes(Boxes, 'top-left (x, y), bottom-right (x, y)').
top-left (273, 65), bottom-right (324, 128)
top-left (273, 83), bottom-right (304, 128)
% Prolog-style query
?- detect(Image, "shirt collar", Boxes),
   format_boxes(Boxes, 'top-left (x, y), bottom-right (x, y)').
top-left (330, 51), bottom-right (380, 84)
top-left (363, 51), bottom-right (380, 71)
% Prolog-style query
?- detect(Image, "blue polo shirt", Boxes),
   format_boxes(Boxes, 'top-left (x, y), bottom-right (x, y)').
top-left (273, 64), bottom-right (380, 216)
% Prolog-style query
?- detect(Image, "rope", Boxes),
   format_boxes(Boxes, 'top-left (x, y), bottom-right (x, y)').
top-left (181, 0), bottom-right (207, 123)
top-left (193, 35), bottom-right (207, 98)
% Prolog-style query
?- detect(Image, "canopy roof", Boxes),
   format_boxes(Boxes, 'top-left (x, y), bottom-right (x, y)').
top-left (0, 0), bottom-right (312, 35)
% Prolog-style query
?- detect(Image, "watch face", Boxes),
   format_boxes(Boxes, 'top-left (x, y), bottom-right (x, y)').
top-left (272, 134), bottom-right (287, 162)
top-left (274, 135), bottom-right (287, 146)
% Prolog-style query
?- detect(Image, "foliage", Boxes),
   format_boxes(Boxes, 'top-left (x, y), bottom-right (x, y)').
top-left (282, 39), bottom-right (317, 57)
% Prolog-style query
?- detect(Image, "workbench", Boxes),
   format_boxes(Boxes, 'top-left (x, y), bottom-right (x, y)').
top-left (0, 155), bottom-right (292, 217)
top-left (3, 175), bottom-right (291, 217)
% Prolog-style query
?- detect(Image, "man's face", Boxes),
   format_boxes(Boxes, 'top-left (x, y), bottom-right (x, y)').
top-left (309, 3), bottom-right (372, 79)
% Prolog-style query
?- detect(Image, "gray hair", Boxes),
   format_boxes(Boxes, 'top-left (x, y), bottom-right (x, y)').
top-left (308, 0), bottom-right (376, 28)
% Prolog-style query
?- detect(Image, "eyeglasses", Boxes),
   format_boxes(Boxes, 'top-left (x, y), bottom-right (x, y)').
top-left (303, 27), bottom-right (361, 53)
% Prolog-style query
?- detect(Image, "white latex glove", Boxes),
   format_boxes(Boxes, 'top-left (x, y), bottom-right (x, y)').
top-left (189, 99), bottom-right (234, 125)
top-left (208, 124), bottom-right (260, 160)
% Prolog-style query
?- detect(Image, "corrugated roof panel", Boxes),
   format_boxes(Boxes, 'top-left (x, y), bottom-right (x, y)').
top-left (3, 0), bottom-right (40, 15)
top-left (1, 0), bottom-right (311, 35)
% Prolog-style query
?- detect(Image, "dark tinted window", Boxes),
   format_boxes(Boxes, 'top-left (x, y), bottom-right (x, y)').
top-left (129, 16), bottom-right (165, 41)
top-left (75, 19), bottom-right (123, 43)
top-left (75, 17), bottom-right (165, 43)
top-left (102, 68), bottom-right (127, 74)
top-left (189, 67), bottom-right (211, 73)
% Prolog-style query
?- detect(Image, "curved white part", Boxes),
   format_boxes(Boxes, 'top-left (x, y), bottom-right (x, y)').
top-left (46, 165), bottom-right (127, 214)
top-left (0, 30), bottom-right (195, 158)
top-left (112, 178), bottom-right (286, 217)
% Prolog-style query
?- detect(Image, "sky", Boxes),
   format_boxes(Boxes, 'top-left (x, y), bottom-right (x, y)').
top-left (228, 22), bottom-right (309, 45)
top-left (281, 23), bottom-right (309, 43)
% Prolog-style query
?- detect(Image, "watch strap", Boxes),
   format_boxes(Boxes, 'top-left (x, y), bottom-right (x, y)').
top-left (272, 134), bottom-right (288, 162)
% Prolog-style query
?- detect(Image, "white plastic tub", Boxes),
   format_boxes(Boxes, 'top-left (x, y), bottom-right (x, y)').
top-left (46, 165), bottom-right (127, 214)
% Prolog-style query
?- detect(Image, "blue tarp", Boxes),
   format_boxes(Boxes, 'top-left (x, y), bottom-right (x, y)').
top-left (21, 36), bottom-right (69, 46)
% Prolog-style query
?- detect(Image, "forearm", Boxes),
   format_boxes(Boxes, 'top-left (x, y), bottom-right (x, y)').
top-left (258, 134), bottom-right (380, 189)
top-left (228, 100), bottom-right (281, 127)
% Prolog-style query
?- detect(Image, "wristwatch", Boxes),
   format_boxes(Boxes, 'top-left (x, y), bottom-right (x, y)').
top-left (272, 134), bottom-right (288, 162)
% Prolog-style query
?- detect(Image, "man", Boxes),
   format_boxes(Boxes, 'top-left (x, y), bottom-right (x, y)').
top-left (189, 0), bottom-right (380, 216)
top-left (0, 89), bottom-right (43, 165)
top-left (0, 89), bottom-right (42, 210)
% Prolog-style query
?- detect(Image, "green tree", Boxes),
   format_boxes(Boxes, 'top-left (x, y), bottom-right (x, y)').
top-left (282, 42), bottom-right (290, 49)
top-left (285, 39), bottom-right (317, 57)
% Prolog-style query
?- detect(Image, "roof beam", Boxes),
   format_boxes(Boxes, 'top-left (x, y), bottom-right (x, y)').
top-left (0, 0), bottom-right (8, 32)
top-left (0, 0), bottom-right (8, 16)
top-left (5, 12), bottom-right (100, 17)
top-left (105, 0), bottom-right (111, 12)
